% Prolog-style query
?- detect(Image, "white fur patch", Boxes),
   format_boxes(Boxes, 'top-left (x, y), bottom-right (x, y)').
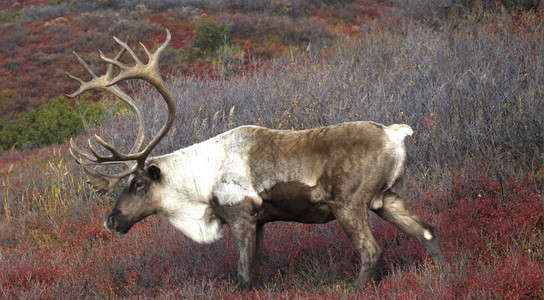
top-left (386, 124), bottom-right (413, 138)
top-left (370, 198), bottom-right (383, 210)
top-left (160, 191), bottom-right (225, 243)
top-left (214, 172), bottom-right (260, 206)
top-left (424, 229), bottom-right (434, 240)
top-left (384, 124), bottom-right (412, 189)
top-left (150, 132), bottom-right (234, 243)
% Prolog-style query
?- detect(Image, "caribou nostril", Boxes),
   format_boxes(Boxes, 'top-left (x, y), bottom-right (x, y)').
top-left (106, 215), bottom-right (116, 229)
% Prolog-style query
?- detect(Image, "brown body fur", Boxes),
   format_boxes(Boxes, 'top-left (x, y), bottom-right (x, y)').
top-left (207, 122), bottom-right (445, 290)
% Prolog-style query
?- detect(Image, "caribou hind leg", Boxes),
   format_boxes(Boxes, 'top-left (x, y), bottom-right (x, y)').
top-left (330, 200), bottom-right (383, 291)
top-left (372, 190), bottom-right (445, 263)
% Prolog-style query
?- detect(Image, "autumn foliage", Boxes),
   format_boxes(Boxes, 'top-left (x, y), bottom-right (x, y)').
top-left (1, 1), bottom-right (543, 299)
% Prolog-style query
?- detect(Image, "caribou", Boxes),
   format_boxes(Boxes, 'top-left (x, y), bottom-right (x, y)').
top-left (67, 29), bottom-right (445, 291)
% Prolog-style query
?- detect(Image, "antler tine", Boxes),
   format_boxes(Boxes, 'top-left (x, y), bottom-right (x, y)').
top-left (68, 29), bottom-right (173, 194)
top-left (67, 47), bottom-right (127, 98)
top-left (94, 29), bottom-right (174, 166)
top-left (69, 138), bottom-right (97, 163)
top-left (70, 138), bottom-right (118, 167)
top-left (86, 134), bottom-right (133, 162)
top-left (102, 29), bottom-right (171, 87)
top-left (69, 85), bottom-right (146, 168)
top-left (107, 87), bottom-right (146, 156)
top-left (71, 137), bottom-right (143, 195)
top-left (67, 43), bottom-right (146, 162)
top-left (71, 151), bottom-right (137, 195)
top-left (66, 52), bottom-right (99, 98)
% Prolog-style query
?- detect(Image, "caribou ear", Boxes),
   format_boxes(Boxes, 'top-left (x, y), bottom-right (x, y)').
top-left (147, 164), bottom-right (161, 180)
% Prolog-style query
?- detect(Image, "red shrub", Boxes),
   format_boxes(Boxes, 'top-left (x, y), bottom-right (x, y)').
top-left (441, 174), bottom-right (542, 263)
top-left (451, 249), bottom-right (543, 299)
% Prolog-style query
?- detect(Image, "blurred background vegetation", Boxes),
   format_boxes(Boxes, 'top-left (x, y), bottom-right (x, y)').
top-left (0, 0), bottom-right (540, 153)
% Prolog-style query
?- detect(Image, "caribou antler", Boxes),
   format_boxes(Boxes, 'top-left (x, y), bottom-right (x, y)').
top-left (67, 29), bottom-right (174, 194)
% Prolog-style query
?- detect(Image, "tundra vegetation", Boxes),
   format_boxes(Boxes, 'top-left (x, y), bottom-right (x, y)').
top-left (0, 0), bottom-right (542, 299)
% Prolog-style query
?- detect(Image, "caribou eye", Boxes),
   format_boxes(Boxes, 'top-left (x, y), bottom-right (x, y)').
top-left (133, 180), bottom-right (145, 191)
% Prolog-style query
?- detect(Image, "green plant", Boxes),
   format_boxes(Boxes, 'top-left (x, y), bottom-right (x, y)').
top-left (0, 111), bottom-right (23, 151)
top-left (181, 45), bottom-right (201, 62)
top-left (75, 99), bottom-right (106, 127)
top-left (20, 97), bottom-right (84, 148)
top-left (0, 10), bottom-right (20, 23)
top-left (194, 18), bottom-right (232, 54)
top-left (0, 97), bottom-right (88, 150)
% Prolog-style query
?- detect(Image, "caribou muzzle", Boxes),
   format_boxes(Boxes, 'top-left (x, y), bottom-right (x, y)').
top-left (104, 210), bottom-right (134, 236)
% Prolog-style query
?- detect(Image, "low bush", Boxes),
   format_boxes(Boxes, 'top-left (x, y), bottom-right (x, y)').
top-left (20, 3), bottom-right (68, 21)
top-left (194, 18), bottom-right (232, 54)
top-left (0, 10), bottom-right (20, 22)
top-left (0, 97), bottom-right (105, 151)
top-left (227, 13), bottom-right (336, 46)
top-left (20, 97), bottom-right (83, 148)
